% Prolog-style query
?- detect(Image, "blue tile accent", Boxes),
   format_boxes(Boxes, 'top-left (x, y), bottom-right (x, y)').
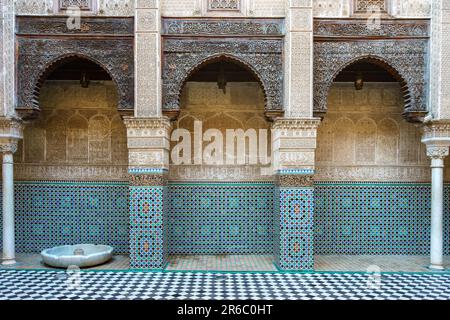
top-left (277, 169), bottom-right (315, 175)
top-left (275, 186), bottom-right (314, 270)
top-left (168, 183), bottom-right (275, 254)
top-left (129, 186), bottom-right (168, 269)
top-left (128, 168), bottom-right (168, 175)
top-left (0, 182), bottom-right (129, 254)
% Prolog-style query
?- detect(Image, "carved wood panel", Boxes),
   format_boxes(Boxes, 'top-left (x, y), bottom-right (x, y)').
top-left (16, 17), bottom-right (134, 117)
top-left (313, 19), bottom-right (429, 122)
top-left (162, 18), bottom-right (284, 114)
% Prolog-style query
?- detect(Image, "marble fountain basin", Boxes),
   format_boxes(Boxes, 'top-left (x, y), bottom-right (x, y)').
top-left (41, 244), bottom-right (113, 268)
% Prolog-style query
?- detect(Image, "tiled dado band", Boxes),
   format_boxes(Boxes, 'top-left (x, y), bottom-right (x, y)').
top-left (274, 173), bottom-right (314, 271)
top-left (2, 180), bottom-right (450, 266)
top-left (129, 171), bottom-right (168, 269)
top-left (0, 181), bottom-right (129, 254)
top-left (168, 183), bottom-right (274, 255)
top-left (314, 182), bottom-right (450, 256)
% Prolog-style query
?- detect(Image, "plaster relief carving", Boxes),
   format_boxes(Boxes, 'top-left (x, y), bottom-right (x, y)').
top-left (316, 83), bottom-right (430, 182)
top-left (170, 82), bottom-right (271, 181)
top-left (15, 81), bottom-right (128, 181)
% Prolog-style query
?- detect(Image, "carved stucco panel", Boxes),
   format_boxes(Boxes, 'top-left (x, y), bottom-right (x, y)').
top-left (428, 0), bottom-right (450, 119)
top-left (315, 83), bottom-right (432, 182)
top-left (136, 33), bottom-right (160, 117)
top-left (98, 0), bottom-right (135, 16)
top-left (313, 0), bottom-right (350, 17)
top-left (1, 0), bottom-right (15, 117)
top-left (15, 0), bottom-right (52, 15)
top-left (285, 3), bottom-right (313, 118)
top-left (389, 0), bottom-right (431, 18)
top-left (14, 82), bottom-right (129, 181)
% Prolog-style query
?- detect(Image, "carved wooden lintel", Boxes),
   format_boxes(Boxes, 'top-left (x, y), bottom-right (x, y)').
top-left (17, 37), bottom-right (134, 113)
top-left (314, 39), bottom-right (428, 120)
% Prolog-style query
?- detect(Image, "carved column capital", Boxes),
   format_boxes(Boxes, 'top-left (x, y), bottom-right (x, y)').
top-left (272, 117), bottom-right (321, 172)
top-left (0, 118), bottom-right (23, 155)
top-left (0, 141), bottom-right (18, 155)
top-left (422, 120), bottom-right (450, 142)
top-left (426, 146), bottom-right (449, 160)
top-left (422, 121), bottom-right (450, 161)
top-left (123, 116), bottom-right (172, 171)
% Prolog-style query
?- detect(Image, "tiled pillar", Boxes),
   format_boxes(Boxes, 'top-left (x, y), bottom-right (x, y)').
top-left (124, 117), bottom-right (171, 269)
top-left (0, 118), bottom-right (23, 265)
top-left (422, 121), bottom-right (450, 270)
top-left (272, 118), bottom-right (320, 271)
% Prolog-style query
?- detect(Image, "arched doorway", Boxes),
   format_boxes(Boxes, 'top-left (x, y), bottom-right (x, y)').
top-left (314, 58), bottom-right (434, 271)
top-left (166, 57), bottom-right (276, 271)
top-left (12, 56), bottom-right (129, 256)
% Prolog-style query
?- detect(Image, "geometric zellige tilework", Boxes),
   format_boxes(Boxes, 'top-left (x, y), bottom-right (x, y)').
top-left (0, 182), bottom-right (129, 254)
top-left (168, 184), bottom-right (274, 255)
top-left (129, 186), bottom-right (168, 269)
top-left (314, 183), bottom-right (450, 255)
top-left (275, 187), bottom-right (314, 271)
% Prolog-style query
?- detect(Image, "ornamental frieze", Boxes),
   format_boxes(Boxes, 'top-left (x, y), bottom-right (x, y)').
top-left (162, 38), bottom-right (283, 112)
top-left (276, 174), bottom-right (314, 188)
top-left (17, 37), bottom-right (134, 114)
top-left (162, 18), bottom-right (284, 36)
top-left (314, 19), bottom-right (429, 39)
top-left (129, 173), bottom-right (168, 187)
top-left (16, 16), bottom-right (134, 36)
top-left (314, 39), bottom-right (428, 121)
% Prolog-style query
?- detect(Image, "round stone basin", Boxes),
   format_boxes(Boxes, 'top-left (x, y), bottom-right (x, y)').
top-left (41, 244), bottom-right (113, 269)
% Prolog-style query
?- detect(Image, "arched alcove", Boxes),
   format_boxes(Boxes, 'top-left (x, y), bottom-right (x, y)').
top-left (13, 56), bottom-right (130, 255)
top-left (314, 57), bottom-right (431, 258)
top-left (167, 57), bottom-right (275, 269)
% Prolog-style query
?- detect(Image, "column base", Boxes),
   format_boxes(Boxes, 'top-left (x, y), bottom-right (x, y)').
top-left (429, 264), bottom-right (445, 271)
top-left (2, 258), bottom-right (17, 265)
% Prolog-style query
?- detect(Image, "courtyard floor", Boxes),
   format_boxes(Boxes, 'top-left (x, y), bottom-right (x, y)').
top-left (0, 269), bottom-right (449, 300)
top-left (1, 254), bottom-right (449, 273)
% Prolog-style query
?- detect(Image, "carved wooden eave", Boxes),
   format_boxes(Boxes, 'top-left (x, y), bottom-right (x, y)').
top-left (162, 17), bottom-right (285, 37)
top-left (161, 18), bottom-right (285, 117)
top-left (15, 16), bottom-right (135, 119)
top-left (313, 18), bottom-right (430, 123)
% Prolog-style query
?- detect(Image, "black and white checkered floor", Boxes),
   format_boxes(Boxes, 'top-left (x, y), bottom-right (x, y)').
top-left (1, 269), bottom-right (449, 300)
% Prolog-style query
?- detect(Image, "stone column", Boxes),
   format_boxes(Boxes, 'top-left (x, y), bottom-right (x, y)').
top-left (124, 117), bottom-right (171, 269)
top-left (272, 118), bottom-right (320, 270)
top-left (135, 0), bottom-right (161, 117)
top-left (422, 121), bottom-right (450, 270)
top-left (0, 118), bottom-right (23, 265)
